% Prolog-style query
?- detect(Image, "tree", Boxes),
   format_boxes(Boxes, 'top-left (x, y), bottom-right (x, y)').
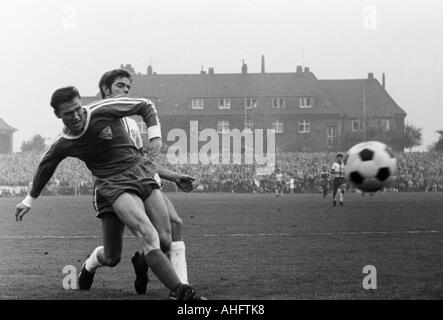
top-left (21, 134), bottom-right (47, 153)
top-left (430, 130), bottom-right (443, 152)
top-left (404, 123), bottom-right (422, 152)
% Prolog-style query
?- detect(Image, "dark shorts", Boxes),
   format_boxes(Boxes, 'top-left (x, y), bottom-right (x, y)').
top-left (93, 186), bottom-right (114, 218)
top-left (333, 177), bottom-right (346, 192)
top-left (94, 159), bottom-right (161, 218)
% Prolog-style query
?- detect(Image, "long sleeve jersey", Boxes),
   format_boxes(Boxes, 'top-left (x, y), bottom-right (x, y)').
top-left (29, 97), bottom-right (161, 198)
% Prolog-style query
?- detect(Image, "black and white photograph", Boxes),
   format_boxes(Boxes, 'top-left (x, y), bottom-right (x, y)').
top-left (1, 0), bottom-right (442, 305)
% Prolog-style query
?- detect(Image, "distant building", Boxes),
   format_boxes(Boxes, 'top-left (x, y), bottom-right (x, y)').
top-left (0, 118), bottom-right (17, 154)
top-left (83, 60), bottom-right (406, 152)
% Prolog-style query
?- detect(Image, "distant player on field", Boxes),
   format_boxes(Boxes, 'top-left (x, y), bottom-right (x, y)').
top-left (15, 86), bottom-right (203, 300)
top-left (320, 165), bottom-right (329, 198)
top-left (275, 168), bottom-right (284, 197)
top-left (331, 153), bottom-right (345, 207)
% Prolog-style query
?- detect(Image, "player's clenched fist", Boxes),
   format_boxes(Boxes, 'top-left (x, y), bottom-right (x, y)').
top-left (15, 202), bottom-right (31, 221)
top-left (175, 174), bottom-right (195, 193)
top-left (15, 195), bottom-right (34, 221)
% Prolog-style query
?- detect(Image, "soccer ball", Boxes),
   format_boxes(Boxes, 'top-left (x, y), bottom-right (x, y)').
top-left (344, 141), bottom-right (397, 192)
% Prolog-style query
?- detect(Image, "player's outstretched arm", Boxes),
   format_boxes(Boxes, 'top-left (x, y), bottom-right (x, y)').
top-left (14, 140), bottom-right (66, 221)
top-left (149, 161), bottom-right (195, 192)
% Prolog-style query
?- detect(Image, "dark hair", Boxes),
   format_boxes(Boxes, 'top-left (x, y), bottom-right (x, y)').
top-left (50, 86), bottom-right (80, 111)
top-left (336, 153), bottom-right (343, 158)
top-left (98, 69), bottom-right (132, 98)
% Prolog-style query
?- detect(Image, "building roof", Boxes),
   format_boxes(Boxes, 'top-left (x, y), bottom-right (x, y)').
top-left (0, 118), bottom-right (17, 133)
top-left (82, 66), bottom-right (407, 119)
top-left (319, 78), bottom-right (406, 118)
top-left (129, 71), bottom-right (344, 115)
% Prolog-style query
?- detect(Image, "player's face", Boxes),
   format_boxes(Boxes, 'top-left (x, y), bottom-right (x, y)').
top-left (337, 156), bottom-right (343, 164)
top-left (108, 77), bottom-right (132, 98)
top-left (55, 96), bottom-right (86, 134)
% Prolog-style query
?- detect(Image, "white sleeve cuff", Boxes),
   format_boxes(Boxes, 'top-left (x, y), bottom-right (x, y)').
top-left (147, 125), bottom-right (162, 140)
top-left (22, 195), bottom-right (35, 208)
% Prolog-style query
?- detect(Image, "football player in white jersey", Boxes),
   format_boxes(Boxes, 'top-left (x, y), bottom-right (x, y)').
top-left (331, 153), bottom-right (345, 207)
top-left (275, 168), bottom-right (284, 197)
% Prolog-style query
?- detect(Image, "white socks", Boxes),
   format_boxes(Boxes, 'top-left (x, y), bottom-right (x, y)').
top-left (84, 242), bottom-right (188, 283)
top-left (85, 246), bottom-right (103, 273)
top-left (168, 241), bottom-right (188, 284)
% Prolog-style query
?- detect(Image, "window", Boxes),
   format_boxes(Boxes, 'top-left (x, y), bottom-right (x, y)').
top-left (298, 120), bottom-right (311, 133)
top-left (272, 98), bottom-right (285, 109)
top-left (381, 119), bottom-right (390, 131)
top-left (190, 98), bottom-right (204, 109)
top-left (217, 120), bottom-right (230, 133)
top-left (218, 98), bottom-right (231, 109)
top-left (352, 120), bottom-right (362, 132)
top-left (137, 120), bottom-right (147, 134)
top-left (244, 120), bottom-right (253, 132)
top-left (299, 96), bottom-right (314, 108)
top-left (244, 98), bottom-right (257, 109)
top-left (272, 120), bottom-right (284, 133)
top-left (327, 125), bottom-right (337, 147)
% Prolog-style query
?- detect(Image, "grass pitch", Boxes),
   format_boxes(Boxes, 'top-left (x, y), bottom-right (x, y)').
top-left (1, 192), bottom-right (443, 299)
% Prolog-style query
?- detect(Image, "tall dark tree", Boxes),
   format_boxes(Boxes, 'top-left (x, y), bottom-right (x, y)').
top-left (21, 134), bottom-right (47, 153)
top-left (404, 123), bottom-right (422, 152)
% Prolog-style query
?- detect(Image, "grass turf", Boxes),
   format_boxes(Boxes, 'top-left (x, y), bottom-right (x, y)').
top-left (1, 192), bottom-right (443, 299)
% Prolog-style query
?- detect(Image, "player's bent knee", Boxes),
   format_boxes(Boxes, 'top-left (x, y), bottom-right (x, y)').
top-left (159, 234), bottom-right (172, 253)
top-left (173, 216), bottom-right (183, 227)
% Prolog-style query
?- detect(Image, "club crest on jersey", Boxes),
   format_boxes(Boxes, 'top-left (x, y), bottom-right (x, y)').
top-left (99, 126), bottom-right (113, 140)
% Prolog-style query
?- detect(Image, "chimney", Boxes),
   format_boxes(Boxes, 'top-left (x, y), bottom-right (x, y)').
top-left (261, 55), bottom-right (265, 73)
top-left (147, 65), bottom-right (153, 75)
top-left (304, 67), bottom-right (310, 73)
top-left (296, 65), bottom-right (303, 73)
top-left (382, 73), bottom-right (386, 88)
top-left (123, 64), bottom-right (135, 74)
top-left (368, 72), bottom-right (374, 80)
top-left (208, 67), bottom-right (214, 75)
top-left (200, 66), bottom-right (206, 75)
top-left (241, 60), bottom-right (248, 74)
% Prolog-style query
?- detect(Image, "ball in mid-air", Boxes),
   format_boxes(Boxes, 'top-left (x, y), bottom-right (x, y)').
top-left (344, 141), bottom-right (397, 192)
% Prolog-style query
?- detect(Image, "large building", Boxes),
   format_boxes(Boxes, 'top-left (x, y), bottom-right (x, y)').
top-left (0, 118), bottom-right (17, 154)
top-left (84, 60), bottom-right (406, 152)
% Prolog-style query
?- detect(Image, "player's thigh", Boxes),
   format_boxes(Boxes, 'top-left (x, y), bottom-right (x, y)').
top-left (144, 189), bottom-right (172, 237)
top-left (162, 192), bottom-right (182, 224)
top-left (101, 213), bottom-right (125, 259)
top-left (112, 192), bottom-right (159, 244)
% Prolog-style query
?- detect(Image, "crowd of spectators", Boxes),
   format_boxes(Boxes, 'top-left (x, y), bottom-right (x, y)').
top-left (1, 151), bottom-right (442, 196)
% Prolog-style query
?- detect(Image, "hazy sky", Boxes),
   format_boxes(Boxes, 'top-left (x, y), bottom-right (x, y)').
top-left (1, 0), bottom-right (442, 151)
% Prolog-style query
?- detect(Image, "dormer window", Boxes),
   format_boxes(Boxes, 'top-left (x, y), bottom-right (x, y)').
top-left (299, 96), bottom-right (314, 108)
